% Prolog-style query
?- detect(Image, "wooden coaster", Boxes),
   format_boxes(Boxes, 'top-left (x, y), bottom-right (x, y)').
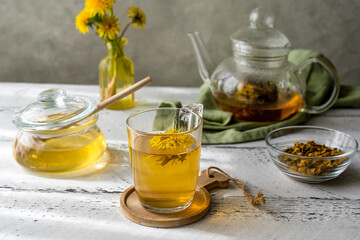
top-left (120, 169), bottom-right (230, 228)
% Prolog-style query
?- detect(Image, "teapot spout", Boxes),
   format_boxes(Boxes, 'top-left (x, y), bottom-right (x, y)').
top-left (188, 32), bottom-right (215, 83)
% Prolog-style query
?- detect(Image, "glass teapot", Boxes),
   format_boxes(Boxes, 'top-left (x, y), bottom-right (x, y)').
top-left (188, 7), bottom-right (340, 122)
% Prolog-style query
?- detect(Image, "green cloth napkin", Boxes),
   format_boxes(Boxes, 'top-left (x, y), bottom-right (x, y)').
top-left (163, 49), bottom-right (360, 144)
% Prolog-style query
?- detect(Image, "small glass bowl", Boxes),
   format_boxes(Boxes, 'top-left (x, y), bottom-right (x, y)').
top-left (265, 126), bottom-right (358, 183)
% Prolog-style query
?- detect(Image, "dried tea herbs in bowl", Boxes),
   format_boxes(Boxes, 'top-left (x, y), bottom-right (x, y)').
top-left (281, 141), bottom-right (347, 176)
top-left (265, 126), bottom-right (358, 183)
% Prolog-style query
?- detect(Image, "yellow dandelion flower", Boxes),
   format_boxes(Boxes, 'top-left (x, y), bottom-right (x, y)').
top-left (85, 0), bottom-right (115, 16)
top-left (149, 128), bottom-right (194, 151)
top-left (75, 9), bottom-right (91, 34)
top-left (97, 15), bottom-right (120, 40)
top-left (127, 6), bottom-right (146, 29)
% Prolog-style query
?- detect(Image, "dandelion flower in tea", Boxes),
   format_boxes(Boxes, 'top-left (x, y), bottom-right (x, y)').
top-left (149, 128), bottom-right (193, 150)
top-left (147, 128), bottom-right (195, 166)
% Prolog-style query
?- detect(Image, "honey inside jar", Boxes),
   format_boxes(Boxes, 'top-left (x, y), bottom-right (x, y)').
top-left (13, 125), bottom-right (106, 173)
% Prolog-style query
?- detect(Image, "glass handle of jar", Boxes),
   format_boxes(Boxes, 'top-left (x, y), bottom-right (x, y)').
top-left (298, 57), bottom-right (340, 114)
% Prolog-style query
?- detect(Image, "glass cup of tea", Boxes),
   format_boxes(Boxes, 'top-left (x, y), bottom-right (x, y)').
top-left (126, 106), bottom-right (203, 213)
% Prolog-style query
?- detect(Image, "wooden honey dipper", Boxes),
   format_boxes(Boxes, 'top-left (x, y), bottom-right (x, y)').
top-left (58, 76), bottom-right (152, 129)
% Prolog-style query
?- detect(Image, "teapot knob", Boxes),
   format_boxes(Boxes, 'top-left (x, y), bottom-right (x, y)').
top-left (250, 7), bottom-right (274, 28)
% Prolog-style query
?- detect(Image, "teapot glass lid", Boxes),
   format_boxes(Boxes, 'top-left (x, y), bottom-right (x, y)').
top-left (231, 7), bottom-right (291, 57)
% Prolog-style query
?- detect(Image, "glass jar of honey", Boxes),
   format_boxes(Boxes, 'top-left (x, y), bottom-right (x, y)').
top-left (12, 89), bottom-right (107, 173)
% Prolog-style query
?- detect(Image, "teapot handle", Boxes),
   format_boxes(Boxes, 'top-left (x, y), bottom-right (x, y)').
top-left (298, 57), bottom-right (340, 114)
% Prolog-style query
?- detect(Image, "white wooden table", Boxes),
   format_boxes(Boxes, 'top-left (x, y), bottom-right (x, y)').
top-left (1, 82), bottom-right (359, 240)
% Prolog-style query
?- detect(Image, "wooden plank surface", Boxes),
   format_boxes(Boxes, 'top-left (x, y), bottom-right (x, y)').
top-left (0, 82), bottom-right (359, 239)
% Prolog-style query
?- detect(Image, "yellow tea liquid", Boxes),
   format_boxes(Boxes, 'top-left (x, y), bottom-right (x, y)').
top-left (130, 135), bottom-right (201, 210)
top-left (13, 126), bottom-right (106, 173)
top-left (214, 91), bottom-right (304, 122)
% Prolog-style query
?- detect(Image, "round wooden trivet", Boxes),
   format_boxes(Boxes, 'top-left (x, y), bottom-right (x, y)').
top-left (120, 169), bottom-right (230, 228)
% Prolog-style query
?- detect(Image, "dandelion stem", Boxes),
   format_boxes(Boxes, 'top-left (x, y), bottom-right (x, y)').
top-left (119, 22), bottom-right (131, 41)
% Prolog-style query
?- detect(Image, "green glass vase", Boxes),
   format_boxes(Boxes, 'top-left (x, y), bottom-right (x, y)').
top-left (99, 39), bottom-right (135, 110)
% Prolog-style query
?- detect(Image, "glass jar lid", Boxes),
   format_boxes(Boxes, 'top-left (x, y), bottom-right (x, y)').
top-left (231, 7), bottom-right (291, 58)
top-left (13, 89), bottom-right (97, 131)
